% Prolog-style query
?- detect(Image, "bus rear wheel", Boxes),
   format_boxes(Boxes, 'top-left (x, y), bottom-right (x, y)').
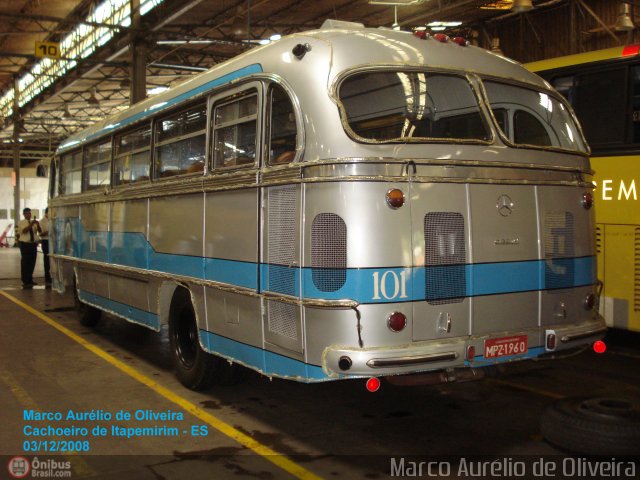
top-left (169, 289), bottom-right (216, 390)
top-left (73, 279), bottom-right (101, 327)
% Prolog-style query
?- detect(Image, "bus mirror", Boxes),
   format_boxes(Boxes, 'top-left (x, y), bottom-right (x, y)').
top-left (292, 43), bottom-right (311, 60)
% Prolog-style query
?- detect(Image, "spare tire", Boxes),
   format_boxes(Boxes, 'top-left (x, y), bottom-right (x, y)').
top-left (541, 396), bottom-right (640, 456)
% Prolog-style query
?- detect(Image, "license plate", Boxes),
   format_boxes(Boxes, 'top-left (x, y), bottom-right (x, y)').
top-left (484, 335), bottom-right (528, 359)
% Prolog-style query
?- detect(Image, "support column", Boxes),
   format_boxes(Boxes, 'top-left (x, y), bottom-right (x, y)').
top-left (130, 0), bottom-right (147, 105)
top-left (12, 76), bottom-right (20, 246)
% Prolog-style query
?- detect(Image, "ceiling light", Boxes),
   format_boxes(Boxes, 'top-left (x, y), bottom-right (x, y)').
top-left (369, 0), bottom-right (426, 5)
top-left (615, 2), bottom-right (635, 32)
top-left (512, 0), bottom-right (533, 13)
top-left (87, 88), bottom-right (99, 105)
top-left (147, 86), bottom-right (169, 95)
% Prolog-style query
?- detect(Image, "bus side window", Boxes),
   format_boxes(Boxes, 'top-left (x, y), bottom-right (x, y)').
top-left (514, 110), bottom-right (552, 146)
top-left (212, 90), bottom-right (258, 169)
top-left (114, 125), bottom-right (151, 185)
top-left (154, 102), bottom-right (206, 178)
top-left (84, 140), bottom-right (112, 191)
top-left (50, 159), bottom-right (58, 198)
top-left (268, 85), bottom-right (297, 165)
top-left (60, 150), bottom-right (82, 195)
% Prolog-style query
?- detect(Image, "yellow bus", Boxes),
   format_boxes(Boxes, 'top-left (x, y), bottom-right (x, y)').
top-left (528, 45), bottom-right (640, 332)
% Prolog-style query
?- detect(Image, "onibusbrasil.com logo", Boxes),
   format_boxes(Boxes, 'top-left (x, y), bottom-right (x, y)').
top-left (7, 456), bottom-right (71, 478)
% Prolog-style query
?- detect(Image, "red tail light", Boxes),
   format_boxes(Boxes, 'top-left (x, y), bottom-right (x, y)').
top-left (387, 312), bottom-right (407, 332)
top-left (433, 33), bottom-right (449, 43)
top-left (593, 340), bottom-right (606, 354)
top-left (466, 345), bottom-right (476, 361)
top-left (366, 377), bottom-right (381, 392)
top-left (582, 191), bottom-right (593, 209)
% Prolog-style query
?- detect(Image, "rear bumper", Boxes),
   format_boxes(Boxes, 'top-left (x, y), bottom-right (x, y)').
top-left (322, 315), bottom-right (606, 378)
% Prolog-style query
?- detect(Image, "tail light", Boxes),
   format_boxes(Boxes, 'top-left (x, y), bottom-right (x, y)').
top-left (593, 340), bottom-right (606, 354)
top-left (366, 377), bottom-right (381, 392)
top-left (545, 330), bottom-right (557, 351)
top-left (387, 312), bottom-right (407, 332)
top-left (584, 293), bottom-right (596, 310)
top-left (466, 345), bottom-right (476, 361)
top-left (582, 191), bottom-right (593, 209)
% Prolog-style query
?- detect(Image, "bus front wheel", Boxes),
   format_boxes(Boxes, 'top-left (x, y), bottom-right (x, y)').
top-left (169, 289), bottom-right (216, 390)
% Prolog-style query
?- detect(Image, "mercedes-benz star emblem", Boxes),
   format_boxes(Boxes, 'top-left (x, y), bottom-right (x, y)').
top-left (496, 194), bottom-right (514, 217)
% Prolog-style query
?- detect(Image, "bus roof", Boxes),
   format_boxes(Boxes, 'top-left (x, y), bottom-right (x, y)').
top-left (57, 25), bottom-right (549, 155)
top-left (526, 45), bottom-right (640, 73)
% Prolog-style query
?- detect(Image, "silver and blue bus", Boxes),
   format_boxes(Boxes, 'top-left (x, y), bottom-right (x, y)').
top-left (49, 20), bottom-right (606, 391)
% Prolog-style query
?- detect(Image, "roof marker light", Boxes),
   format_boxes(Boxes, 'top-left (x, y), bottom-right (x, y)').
top-left (452, 37), bottom-right (468, 46)
top-left (622, 45), bottom-right (640, 57)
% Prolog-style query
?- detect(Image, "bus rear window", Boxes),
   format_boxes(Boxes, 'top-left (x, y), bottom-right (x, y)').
top-left (338, 71), bottom-right (490, 142)
top-left (483, 81), bottom-right (587, 153)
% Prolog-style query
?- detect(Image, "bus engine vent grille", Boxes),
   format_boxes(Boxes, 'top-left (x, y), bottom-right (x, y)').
top-left (311, 213), bottom-right (347, 292)
top-left (267, 300), bottom-right (299, 342)
top-left (267, 185), bottom-right (297, 296)
top-left (424, 212), bottom-right (466, 304)
top-left (544, 212), bottom-right (575, 290)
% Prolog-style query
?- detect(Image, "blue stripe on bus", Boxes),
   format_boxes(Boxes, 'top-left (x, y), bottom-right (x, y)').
top-left (58, 64), bottom-right (264, 152)
top-left (199, 330), bottom-right (330, 382)
top-left (78, 290), bottom-right (160, 329)
top-left (66, 230), bottom-right (596, 303)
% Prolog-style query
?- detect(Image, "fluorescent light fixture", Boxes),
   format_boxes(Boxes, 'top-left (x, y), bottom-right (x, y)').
top-left (157, 40), bottom-right (215, 45)
top-left (369, 1), bottom-right (426, 5)
top-left (427, 21), bottom-right (463, 29)
top-left (147, 86), bottom-right (169, 95)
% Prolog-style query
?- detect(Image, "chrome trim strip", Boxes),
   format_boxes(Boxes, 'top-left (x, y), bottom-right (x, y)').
top-left (366, 352), bottom-right (458, 368)
top-left (51, 254), bottom-right (359, 310)
top-left (560, 327), bottom-right (608, 343)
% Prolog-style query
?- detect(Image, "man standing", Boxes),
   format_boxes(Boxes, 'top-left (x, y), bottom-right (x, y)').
top-left (16, 207), bottom-right (39, 289)
top-left (38, 207), bottom-right (51, 286)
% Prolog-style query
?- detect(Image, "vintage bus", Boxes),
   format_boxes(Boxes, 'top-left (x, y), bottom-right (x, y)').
top-left (49, 20), bottom-right (606, 391)
top-left (528, 46), bottom-right (640, 333)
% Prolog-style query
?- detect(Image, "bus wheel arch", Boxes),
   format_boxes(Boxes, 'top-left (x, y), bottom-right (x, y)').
top-left (72, 270), bottom-right (101, 327)
top-left (168, 286), bottom-right (217, 390)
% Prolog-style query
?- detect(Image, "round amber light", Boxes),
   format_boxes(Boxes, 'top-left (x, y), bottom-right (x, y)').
top-left (386, 189), bottom-right (405, 209)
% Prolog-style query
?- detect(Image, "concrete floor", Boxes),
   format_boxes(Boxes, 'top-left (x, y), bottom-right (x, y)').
top-left (1, 248), bottom-right (639, 479)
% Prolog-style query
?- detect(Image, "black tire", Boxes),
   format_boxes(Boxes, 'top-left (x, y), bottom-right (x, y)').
top-left (73, 279), bottom-right (101, 327)
top-left (541, 396), bottom-right (640, 456)
top-left (169, 289), bottom-right (217, 390)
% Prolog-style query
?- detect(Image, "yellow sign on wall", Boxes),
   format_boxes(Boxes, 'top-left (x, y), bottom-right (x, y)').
top-left (35, 41), bottom-right (61, 59)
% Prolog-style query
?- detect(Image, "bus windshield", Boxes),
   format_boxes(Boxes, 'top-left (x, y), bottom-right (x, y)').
top-left (483, 81), bottom-right (587, 153)
top-left (339, 70), bottom-right (490, 142)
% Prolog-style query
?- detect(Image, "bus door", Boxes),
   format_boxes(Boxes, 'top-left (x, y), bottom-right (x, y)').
top-left (410, 182), bottom-right (471, 342)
